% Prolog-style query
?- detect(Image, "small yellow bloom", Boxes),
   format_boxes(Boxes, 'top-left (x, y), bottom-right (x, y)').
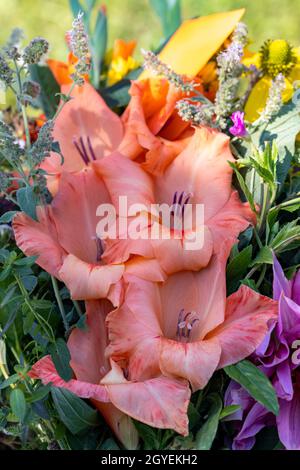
top-left (244, 39), bottom-right (300, 121)
top-left (107, 39), bottom-right (138, 86)
top-left (107, 56), bottom-right (139, 86)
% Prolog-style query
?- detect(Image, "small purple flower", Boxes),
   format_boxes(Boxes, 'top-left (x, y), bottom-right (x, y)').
top-left (229, 111), bottom-right (247, 137)
top-left (225, 254), bottom-right (300, 450)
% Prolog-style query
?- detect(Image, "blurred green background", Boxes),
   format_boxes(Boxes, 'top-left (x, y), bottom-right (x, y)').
top-left (0, 0), bottom-right (299, 60)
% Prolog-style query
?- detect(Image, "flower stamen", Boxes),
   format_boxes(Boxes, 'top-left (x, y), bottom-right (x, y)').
top-left (176, 309), bottom-right (199, 343)
top-left (73, 136), bottom-right (97, 165)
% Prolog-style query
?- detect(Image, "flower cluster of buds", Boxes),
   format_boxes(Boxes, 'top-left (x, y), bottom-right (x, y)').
top-left (68, 12), bottom-right (91, 85)
top-left (0, 172), bottom-right (9, 193)
top-left (23, 37), bottom-right (49, 65)
top-left (214, 22), bottom-right (248, 128)
top-left (176, 99), bottom-right (214, 126)
top-left (0, 121), bottom-right (24, 166)
top-left (259, 73), bottom-right (285, 123)
top-left (141, 49), bottom-right (195, 94)
top-left (0, 53), bottom-right (13, 85)
top-left (29, 120), bottom-right (54, 164)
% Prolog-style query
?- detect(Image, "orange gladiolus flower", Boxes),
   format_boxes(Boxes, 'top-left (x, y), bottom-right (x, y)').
top-left (13, 166), bottom-right (165, 303)
top-left (106, 243), bottom-right (278, 392)
top-left (40, 82), bottom-right (124, 194)
top-left (119, 78), bottom-right (196, 174)
top-left (96, 127), bottom-right (255, 277)
top-left (29, 300), bottom-right (191, 439)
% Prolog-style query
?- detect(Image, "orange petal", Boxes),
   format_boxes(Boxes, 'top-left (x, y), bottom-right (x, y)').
top-left (93, 152), bottom-right (155, 210)
top-left (206, 190), bottom-right (256, 252)
top-left (29, 355), bottom-right (110, 402)
top-left (68, 299), bottom-right (139, 449)
top-left (112, 39), bottom-right (137, 60)
top-left (47, 58), bottom-right (72, 86)
top-left (51, 168), bottom-right (110, 263)
top-left (51, 82), bottom-right (123, 174)
top-left (13, 207), bottom-right (64, 278)
top-left (208, 285), bottom-right (278, 368)
top-left (59, 254), bottom-right (124, 302)
top-left (159, 337), bottom-right (221, 391)
top-left (105, 368), bottom-right (191, 436)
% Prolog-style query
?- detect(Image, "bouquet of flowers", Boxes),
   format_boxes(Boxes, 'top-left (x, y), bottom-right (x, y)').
top-left (1, 0), bottom-right (300, 451)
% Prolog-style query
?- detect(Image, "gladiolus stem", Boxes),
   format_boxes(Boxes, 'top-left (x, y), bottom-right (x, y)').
top-left (51, 276), bottom-right (69, 332)
top-left (72, 300), bottom-right (83, 317)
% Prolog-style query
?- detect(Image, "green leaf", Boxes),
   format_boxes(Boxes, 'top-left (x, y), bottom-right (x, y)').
top-left (101, 80), bottom-right (132, 108)
top-left (134, 421), bottom-right (160, 449)
top-left (51, 387), bottom-right (99, 434)
top-left (229, 162), bottom-right (257, 214)
top-left (224, 360), bottom-right (279, 415)
top-left (16, 186), bottom-right (39, 220)
top-left (270, 220), bottom-right (300, 253)
top-left (253, 102), bottom-right (300, 184)
top-left (14, 256), bottom-right (38, 267)
top-left (10, 388), bottom-right (27, 422)
top-left (92, 7), bottom-right (107, 66)
top-left (49, 339), bottom-right (73, 382)
top-left (100, 438), bottom-right (120, 450)
top-left (0, 374), bottom-right (19, 390)
top-left (69, 0), bottom-right (84, 17)
top-left (0, 211), bottom-right (18, 223)
top-left (76, 313), bottom-right (88, 331)
top-left (29, 65), bottom-right (60, 118)
top-left (21, 274), bottom-right (37, 292)
top-left (27, 384), bottom-right (51, 403)
top-left (195, 393), bottom-right (222, 450)
top-left (150, 0), bottom-right (181, 38)
top-left (250, 245), bottom-right (273, 266)
top-left (227, 246), bottom-right (252, 293)
top-left (219, 405), bottom-right (241, 420)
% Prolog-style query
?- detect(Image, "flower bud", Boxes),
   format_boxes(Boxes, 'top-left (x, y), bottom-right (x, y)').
top-left (23, 37), bottom-right (49, 65)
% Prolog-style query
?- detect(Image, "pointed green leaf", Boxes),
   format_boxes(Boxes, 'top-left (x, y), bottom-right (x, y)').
top-left (224, 360), bottom-right (279, 415)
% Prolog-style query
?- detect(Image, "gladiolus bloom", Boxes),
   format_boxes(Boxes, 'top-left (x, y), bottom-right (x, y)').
top-left (41, 82), bottom-right (123, 194)
top-left (119, 78), bottom-right (194, 175)
top-left (106, 243), bottom-right (278, 392)
top-left (97, 127), bottom-right (255, 276)
top-left (29, 300), bottom-right (191, 440)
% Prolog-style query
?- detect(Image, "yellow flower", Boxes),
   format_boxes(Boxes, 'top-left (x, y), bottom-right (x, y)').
top-left (244, 40), bottom-right (300, 121)
top-left (108, 56), bottom-right (139, 85)
top-left (107, 39), bottom-right (138, 86)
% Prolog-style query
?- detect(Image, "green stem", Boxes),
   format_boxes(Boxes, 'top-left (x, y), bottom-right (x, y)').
top-left (52, 82), bottom-right (76, 121)
top-left (245, 264), bottom-right (260, 280)
top-left (72, 300), bottom-right (83, 317)
top-left (256, 264), bottom-right (267, 288)
top-left (258, 183), bottom-right (270, 234)
top-left (51, 276), bottom-right (69, 332)
top-left (13, 59), bottom-right (31, 151)
top-left (14, 274), bottom-right (55, 342)
top-left (270, 196), bottom-right (300, 214)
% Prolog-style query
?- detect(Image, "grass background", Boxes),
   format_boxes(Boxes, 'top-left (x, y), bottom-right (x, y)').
top-left (0, 0), bottom-right (299, 60)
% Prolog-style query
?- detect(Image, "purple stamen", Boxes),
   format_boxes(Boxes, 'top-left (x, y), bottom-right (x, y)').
top-left (178, 191), bottom-right (185, 206)
top-left (87, 136), bottom-right (97, 161)
top-left (95, 236), bottom-right (104, 262)
top-left (73, 138), bottom-right (89, 165)
top-left (176, 309), bottom-right (199, 343)
top-left (73, 136), bottom-right (97, 165)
